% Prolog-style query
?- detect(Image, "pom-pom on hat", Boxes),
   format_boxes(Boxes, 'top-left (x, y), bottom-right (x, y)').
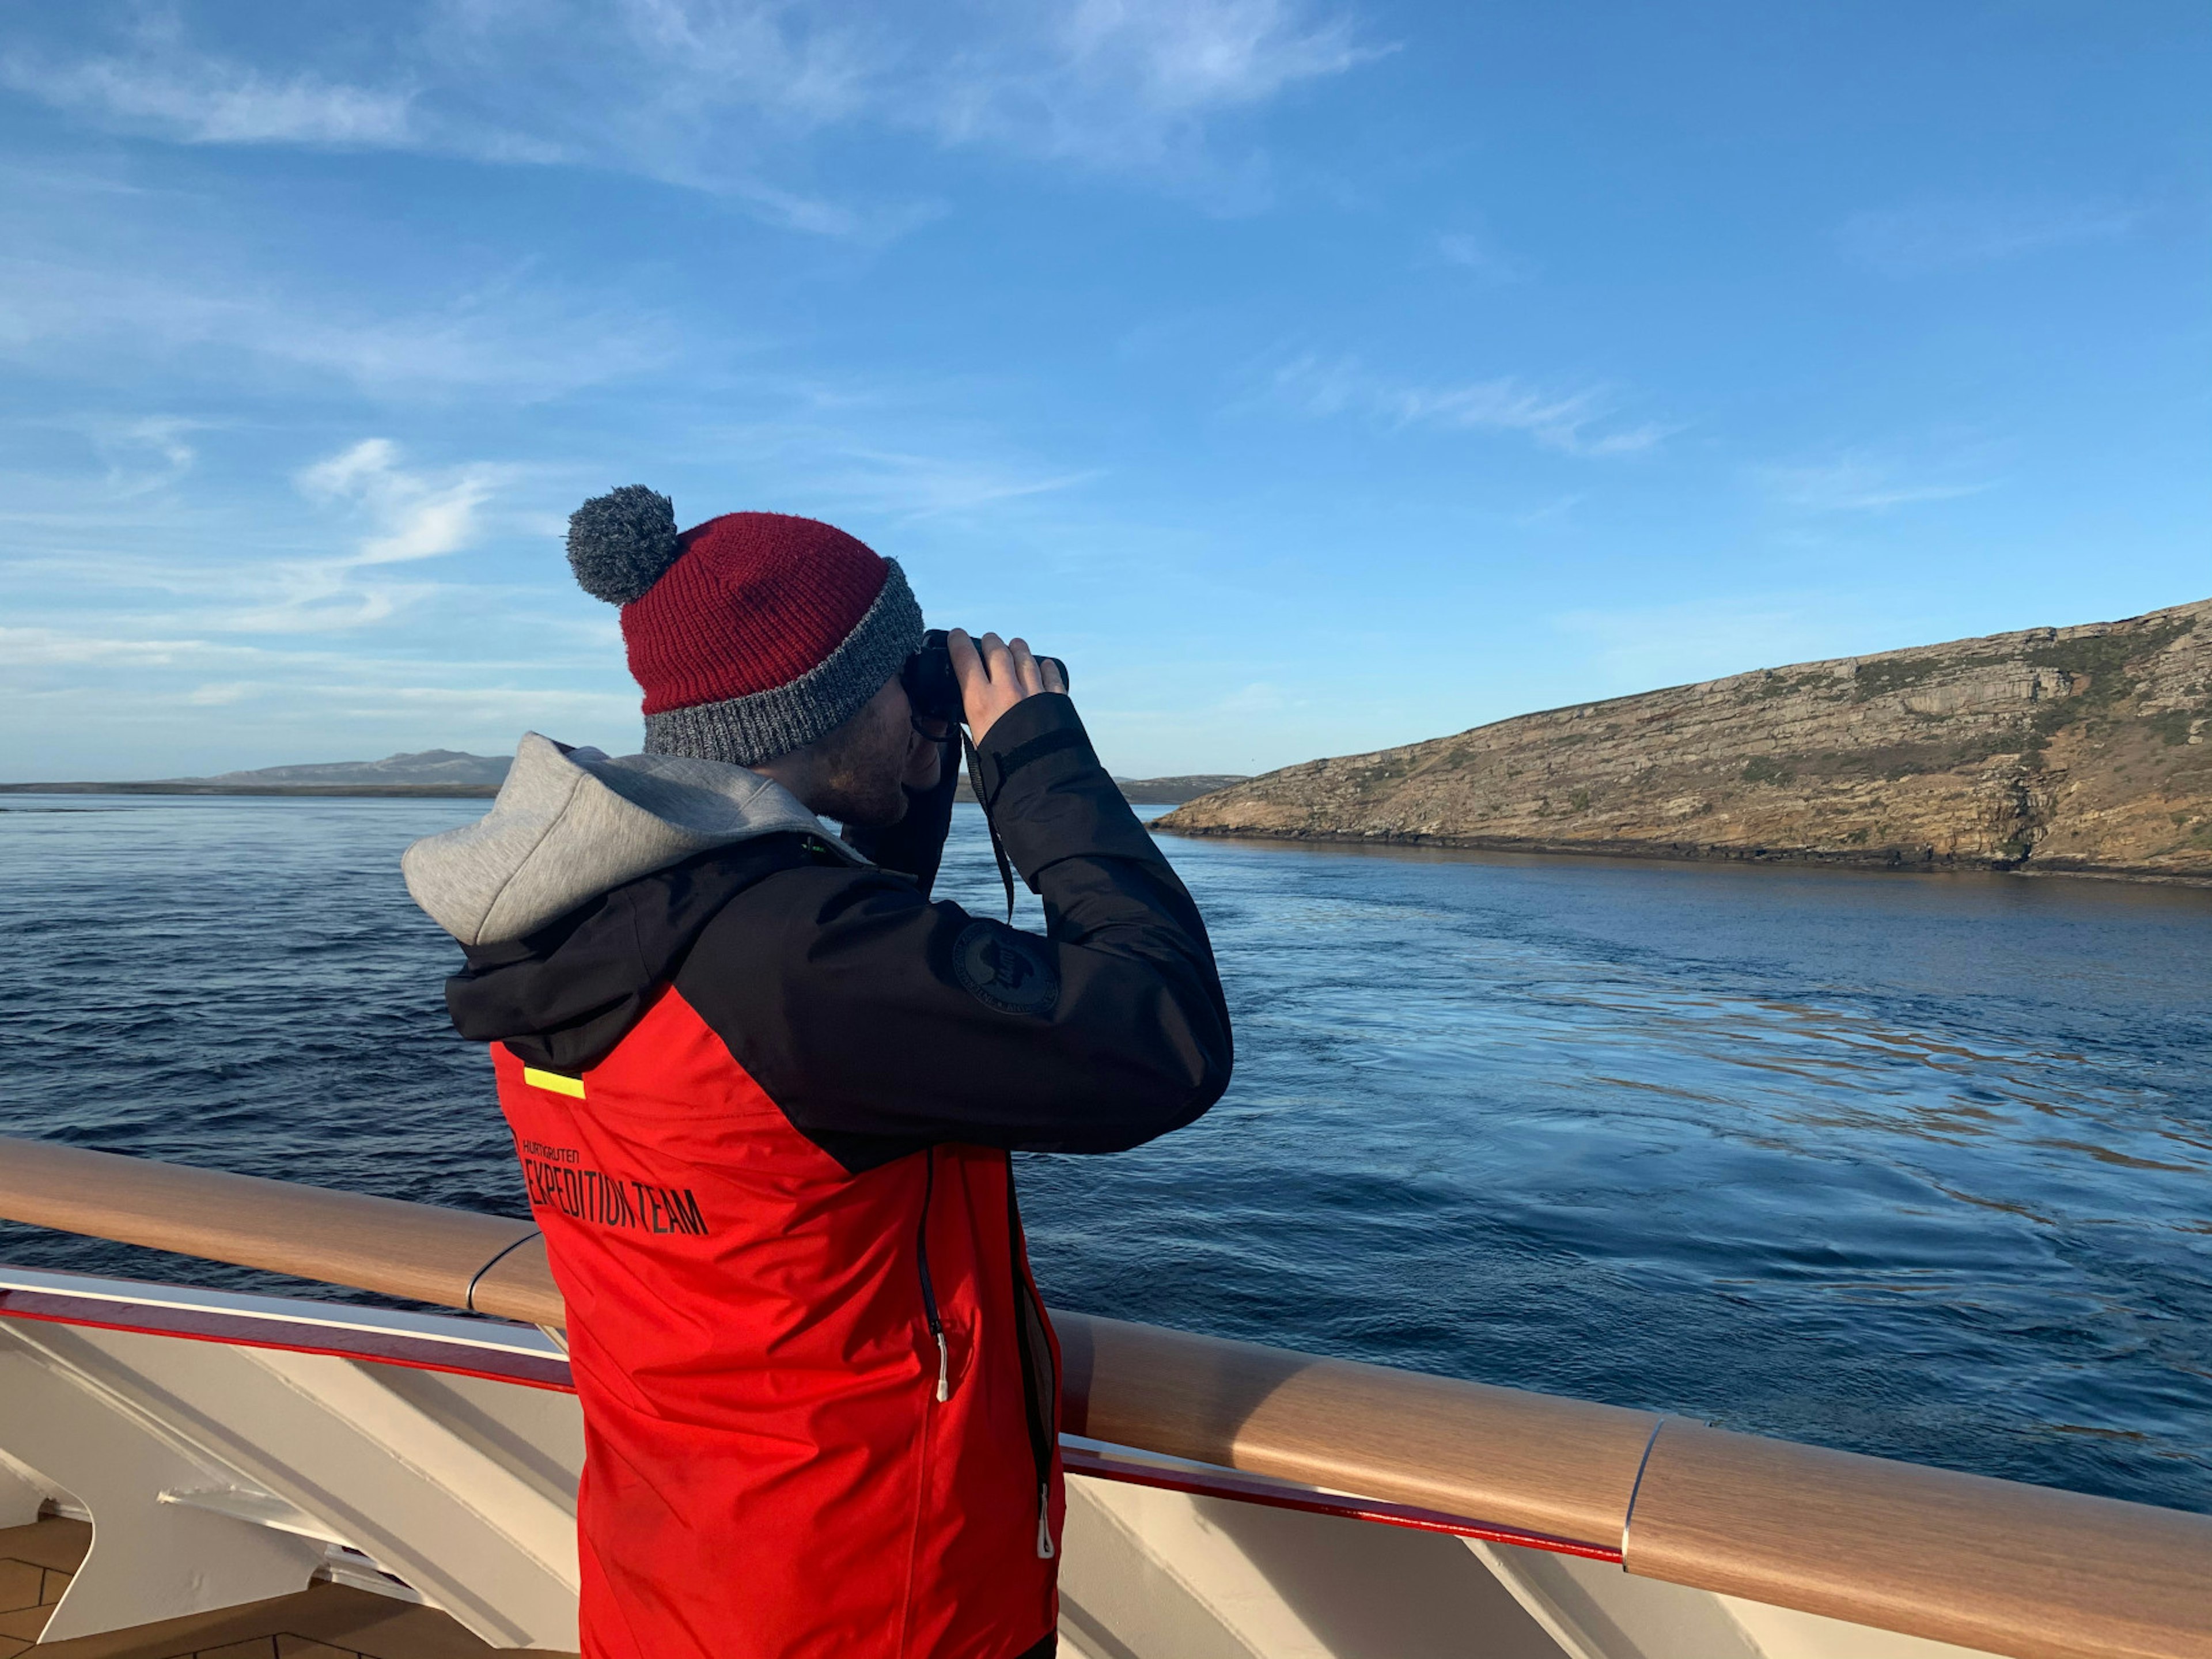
top-left (566, 488), bottom-right (923, 767)
top-left (567, 485), bottom-right (680, 604)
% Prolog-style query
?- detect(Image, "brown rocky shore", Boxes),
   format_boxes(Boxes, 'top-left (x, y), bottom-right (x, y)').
top-left (1156, 598), bottom-right (2212, 882)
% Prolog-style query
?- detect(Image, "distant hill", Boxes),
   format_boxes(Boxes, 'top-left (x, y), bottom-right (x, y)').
top-left (1113, 774), bottom-right (1249, 805)
top-left (3, 749), bottom-right (1245, 808)
top-left (194, 749), bottom-right (513, 787)
top-left (0, 750), bottom-right (514, 798)
top-left (1157, 598), bottom-right (2212, 882)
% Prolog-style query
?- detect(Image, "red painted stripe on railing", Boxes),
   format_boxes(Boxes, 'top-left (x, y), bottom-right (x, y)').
top-left (0, 1287), bottom-right (574, 1392)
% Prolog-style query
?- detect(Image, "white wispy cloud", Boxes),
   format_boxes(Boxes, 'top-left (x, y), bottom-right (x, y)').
top-left (88, 416), bottom-right (207, 497)
top-left (435, 0), bottom-right (887, 138)
top-left (662, 402), bottom-right (1109, 526)
top-left (1837, 199), bottom-right (2143, 276)
top-left (0, 625), bottom-right (240, 670)
top-left (4, 438), bottom-right (518, 636)
top-left (796, 447), bottom-right (1101, 521)
top-left (0, 252), bottom-right (675, 399)
top-left (297, 438), bottom-right (503, 566)
top-left (0, 624), bottom-right (600, 681)
top-left (928, 0), bottom-right (1386, 175)
top-left (1266, 353), bottom-right (1675, 457)
top-left (9, 0), bottom-right (1384, 229)
top-left (7, 51), bottom-right (418, 147)
top-left (440, 0), bottom-right (1386, 185)
top-left (1759, 450), bottom-right (1995, 513)
top-left (225, 438), bottom-right (514, 630)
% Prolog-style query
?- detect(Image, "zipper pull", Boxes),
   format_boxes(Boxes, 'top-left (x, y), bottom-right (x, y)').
top-left (1036, 1484), bottom-right (1055, 1559)
top-left (934, 1331), bottom-right (951, 1403)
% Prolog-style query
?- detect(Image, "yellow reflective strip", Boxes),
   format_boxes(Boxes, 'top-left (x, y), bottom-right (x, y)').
top-left (522, 1067), bottom-right (586, 1099)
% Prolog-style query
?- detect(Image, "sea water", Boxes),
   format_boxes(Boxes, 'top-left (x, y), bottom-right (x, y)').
top-left (1, 793), bottom-right (2206, 1513)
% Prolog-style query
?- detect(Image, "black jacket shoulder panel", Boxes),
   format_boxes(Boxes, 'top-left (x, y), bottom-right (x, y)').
top-left (442, 836), bottom-right (817, 1073)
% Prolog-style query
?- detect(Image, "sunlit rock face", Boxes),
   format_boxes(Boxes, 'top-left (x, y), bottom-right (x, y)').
top-left (1157, 598), bottom-right (2212, 880)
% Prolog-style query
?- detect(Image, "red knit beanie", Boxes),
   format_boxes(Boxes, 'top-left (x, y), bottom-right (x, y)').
top-left (565, 487), bottom-right (923, 766)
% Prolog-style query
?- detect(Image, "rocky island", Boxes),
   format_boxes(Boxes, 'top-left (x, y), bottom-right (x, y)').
top-left (1157, 597), bottom-right (2212, 882)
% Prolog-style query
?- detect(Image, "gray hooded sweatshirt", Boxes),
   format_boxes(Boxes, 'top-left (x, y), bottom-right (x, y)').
top-left (404, 731), bottom-right (865, 948)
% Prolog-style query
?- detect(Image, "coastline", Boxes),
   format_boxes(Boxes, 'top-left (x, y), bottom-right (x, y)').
top-left (1150, 819), bottom-right (2212, 888)
top-left (11, 783), bottom-right (2203, 884)
top-left (0, 777), bottom-right (1238, 806)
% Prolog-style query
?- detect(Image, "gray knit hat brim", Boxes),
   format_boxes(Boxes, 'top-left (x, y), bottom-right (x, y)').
top-left (642, 559), bottom-right (924, 767)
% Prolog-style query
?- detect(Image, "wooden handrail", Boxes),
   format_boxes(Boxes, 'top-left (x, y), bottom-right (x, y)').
top-left (1630, 1421), bottom-right (2212, 1659)
top-left (0, 1136), bottom-right (559, 1323)
top-left (1055, 1313), bottom-right (1657, 1546)
top-left (1, 1135), bottom-right (2205, 1659)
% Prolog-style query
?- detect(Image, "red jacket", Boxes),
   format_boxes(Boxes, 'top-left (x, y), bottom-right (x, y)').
top-left (414, 696), bottom-right (1231, 1658)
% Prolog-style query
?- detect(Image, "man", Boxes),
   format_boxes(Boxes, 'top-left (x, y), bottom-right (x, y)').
top-left (403, 490), bottom-right (1233, 1659)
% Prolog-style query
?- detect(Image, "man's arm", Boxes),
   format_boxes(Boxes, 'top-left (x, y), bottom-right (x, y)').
top-left (673, 692), bottom-right (1232, 1172)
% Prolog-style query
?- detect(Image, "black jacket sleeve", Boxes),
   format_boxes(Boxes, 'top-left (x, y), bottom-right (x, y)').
top-left (673, 695), bottom-right (1232, 1171)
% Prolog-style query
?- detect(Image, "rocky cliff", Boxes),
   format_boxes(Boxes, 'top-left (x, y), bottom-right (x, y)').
top-left (1156, 598), bottom-right (2212, 881)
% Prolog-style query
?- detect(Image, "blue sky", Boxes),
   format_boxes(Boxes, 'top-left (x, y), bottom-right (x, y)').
top-left (2, 2), bottom-right (2206, 780)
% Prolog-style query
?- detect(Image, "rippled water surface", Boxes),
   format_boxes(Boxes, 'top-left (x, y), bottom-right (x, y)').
top-left (2, 794), bottom-right (2207, 1512)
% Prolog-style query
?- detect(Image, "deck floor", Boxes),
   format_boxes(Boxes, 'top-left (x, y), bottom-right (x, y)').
top-left (0, 1516), bottom-right (85, 1658)
top-left (0, 1521), bottom-right (574, 1659)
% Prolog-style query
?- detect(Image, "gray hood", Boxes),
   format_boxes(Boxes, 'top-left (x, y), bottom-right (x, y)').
top-left (403, 731), bottom-right (864, 946)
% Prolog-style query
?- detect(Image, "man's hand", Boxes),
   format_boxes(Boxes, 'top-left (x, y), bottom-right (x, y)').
top-left (948, 629), bottom-right (1066, 744)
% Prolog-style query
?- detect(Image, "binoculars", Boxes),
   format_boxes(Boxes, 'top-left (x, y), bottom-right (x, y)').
top-left (902, 630), bottom-right (1069, 727)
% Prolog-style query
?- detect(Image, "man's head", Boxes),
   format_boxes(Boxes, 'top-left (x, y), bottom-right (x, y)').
top-left (565, 488), bottom-right (935, 821)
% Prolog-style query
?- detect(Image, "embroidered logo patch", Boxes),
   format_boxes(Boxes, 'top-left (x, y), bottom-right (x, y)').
top-left (951, 921), bottom-right (1060, 1017)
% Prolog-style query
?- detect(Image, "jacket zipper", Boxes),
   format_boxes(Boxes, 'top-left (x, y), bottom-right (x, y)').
top-left (1008, 1172), bottom-right (1058, 1559)
top-left (917, 1148), bottom-right (949, 1402)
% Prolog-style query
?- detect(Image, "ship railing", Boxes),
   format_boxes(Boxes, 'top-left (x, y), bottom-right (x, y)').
top-left (0, 1134), bottom-right (2205, 1659)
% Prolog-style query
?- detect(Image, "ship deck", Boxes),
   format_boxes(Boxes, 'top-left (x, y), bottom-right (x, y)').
top-left (0, 1520), bottom-right (570, 1659)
